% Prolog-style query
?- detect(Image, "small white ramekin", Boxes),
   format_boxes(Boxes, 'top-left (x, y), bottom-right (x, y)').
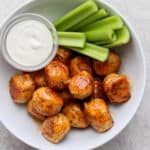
top-left (0, 13), bottom-right (58, 71)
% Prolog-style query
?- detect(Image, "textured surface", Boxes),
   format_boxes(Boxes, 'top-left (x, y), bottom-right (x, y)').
top-left (0, 0), bottom-right (150, 150)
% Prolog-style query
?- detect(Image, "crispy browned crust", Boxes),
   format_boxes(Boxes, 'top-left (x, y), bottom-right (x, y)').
top-left (69, 56), bottom-right (93, 77)
top-left (59, 90), bottom-right (74, 105)
top-left (84, 98), bottom-right (113, 132)
top-left (32, 87), bottom-right (63, 117)
top-left (45, 61), bottom-right (70, 91)
top-left (33, 70), bottom-right (47, 87)
top-left (53, 47), bottom-right (72, 65)
top-left (93, 52), bottom-right (121, 76)
top-left (9, 73), bottom-right (36, 103)
top-left (27, 100), bottom-right (47, 121)
top-left (41, 113), bottom-right (70, 144)
top-left (68, 71), bottom-right (94, 100)
top-left (103, 73), bottom-right (131, 103)
top-left (92, 79), bottom-right (105, 99)
top-left (62, 103), bottom-right (89, 128)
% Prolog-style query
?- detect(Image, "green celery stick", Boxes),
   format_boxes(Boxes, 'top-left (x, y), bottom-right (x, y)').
top-left (85, 29), bottom-right (117, 43)
top-left (95, 34), bottom-right (117, 45)
top-left (81, 15), bottom-right (124, 31)
top-left (68, 43), bottom-right (109, 62)
top-left (104, 26), bottom-right (130, 48)
top-left (54, 0), bottom-right (98, 31)
top-left (71, 9), bottom-right (108, 31)
top-left (95, 35), bottom-right (117, 46)
top-left (58, 32), bottom-right (86, 48)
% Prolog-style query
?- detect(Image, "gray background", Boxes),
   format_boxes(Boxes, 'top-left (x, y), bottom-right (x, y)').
top-left (0, 0), bottom-right (150, 149)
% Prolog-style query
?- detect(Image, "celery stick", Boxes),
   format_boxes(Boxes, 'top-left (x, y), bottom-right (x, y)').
top-left (68, 43), bottom-right (109, 62)
top-left (104, 26), bottom-right (130, 48)
top-left (95, 33), bottom-right (117, 45)
top-left (58, 32), bottom-right (86, 48)
top-left (54, 0), bottom-right (98, 31)
top-left (81, 15), bottom-right (124, 31)
top-left (71, 9), bottom-right (108, 31)
top-left (85, 29), bottom-right (116, 43)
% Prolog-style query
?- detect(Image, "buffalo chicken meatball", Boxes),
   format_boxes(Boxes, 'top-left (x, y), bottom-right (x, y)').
top-left (9, 73), bottom-right (36, 103)
top-left (68, 71), bottom-right (93, 100)
top-left (62, 103), bottom-right (89, 128)
top-left (92, 79), bottom-right (105, 99)
top-left (103, 73), bottom-right (131, 103)
top-left (27, 100), bottom-right (47, 121)
top-left (42, 113), bottom-right (70, 144)
top-left (69, 56), bottom-right (92, 76)
top-left (54, 47), bottom-right (72, 65)
top-left (93, 52), bottom-right (121, 76)
top-left (32, 87), bottom-right (63, 117)
top-left (59, 90), bottom-right (74, 105)
top-left (84, 98), bottom-right (113, 132)
top-left (32, 70), bottom-right (47, 87)
top-left (45, 61), bottom-right (70, 91)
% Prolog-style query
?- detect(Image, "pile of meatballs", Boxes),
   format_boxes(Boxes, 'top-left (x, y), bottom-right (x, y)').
top-left (9, 47), bottom-right (131, 144)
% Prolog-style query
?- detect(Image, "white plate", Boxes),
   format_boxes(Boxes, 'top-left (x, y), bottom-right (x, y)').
top-left (0, 0), bottom-right (146, 150)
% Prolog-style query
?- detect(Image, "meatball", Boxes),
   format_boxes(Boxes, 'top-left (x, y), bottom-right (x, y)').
top-left (84, 98), bottom-right (113, 132)
top-left (68, 71), bottom-right (93, 100)
top-left (9, 73), bottom-right (36, 103)
top-left (42, 113), bottom-right (70, 144)
top-left (27, 100), bottom-right (47, 121)
top-left (69, 56), bottom-right (92, 77)
top-left (32, 70), bottom-right (47, 87)
top-left (54, 47), bottom-right (72, 65)
top-left (59, 90), bottom-right (74, 105)
top-left (62, 103), bottom-right (89, 128)
top-left (45, 61), bottom-right (70, 91)
top-left (93, 52), bottom-right (121, 76)
top-left (32, 87), bottom-right (63, 117)
top-left (103, 73), bottom-right (131, 103)
top-left (92, 79), bottom-right (104, 99)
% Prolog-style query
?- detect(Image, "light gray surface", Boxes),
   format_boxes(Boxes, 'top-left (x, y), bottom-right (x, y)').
top-left (0, 0), bottom-right (150, 150)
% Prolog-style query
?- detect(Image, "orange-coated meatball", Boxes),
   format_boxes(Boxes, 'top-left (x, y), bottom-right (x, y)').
top-left (42, 113), bottom-right (70, 144)
top-left (45, 61), bottom-right (70, 91)
top-left (27, 100), bottom-right (47, 121)
top-left (59, 90), bottom-right (74, 105)
top-left (68, 71), bottom-right (93, 100)
top-left (32, 87), bottom-right (63, 117)
top-left (84, 98), bottom-right (113, 132)
top-left (54, 47), bottom-right (72, 65)
top-left (69, 56), bottom-right (92, 76)
top-left (9, 73), bottom-right (36, 103)
top-left (62, 103), bottom-right (89, 128)
top-left (32, 70), bottom-right (47, 87)
top-left (92, 79), bottom-right (104, 99)
top-left (93, 52), bottom-right (121, 76)
top-left (103, 73), bottom-right (131, 103)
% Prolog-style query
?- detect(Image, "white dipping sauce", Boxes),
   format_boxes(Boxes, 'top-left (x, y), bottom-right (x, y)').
top-left (6, 20), bottom-right (53, 66)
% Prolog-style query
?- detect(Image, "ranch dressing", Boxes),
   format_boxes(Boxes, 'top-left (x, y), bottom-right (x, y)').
top-left (6, 19), bottom-right (53, 66)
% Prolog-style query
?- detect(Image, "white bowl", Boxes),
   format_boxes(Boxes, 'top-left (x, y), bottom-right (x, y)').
top-left (0, 13), bottom-right (58, 72)
top-left (0, 0), bottom-right (146, 150)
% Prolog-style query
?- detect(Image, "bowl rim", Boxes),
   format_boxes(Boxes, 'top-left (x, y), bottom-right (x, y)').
top-left (0, 0), bottom-right (147, 149)
top-left (0, 12), bottom-right (58, 72)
